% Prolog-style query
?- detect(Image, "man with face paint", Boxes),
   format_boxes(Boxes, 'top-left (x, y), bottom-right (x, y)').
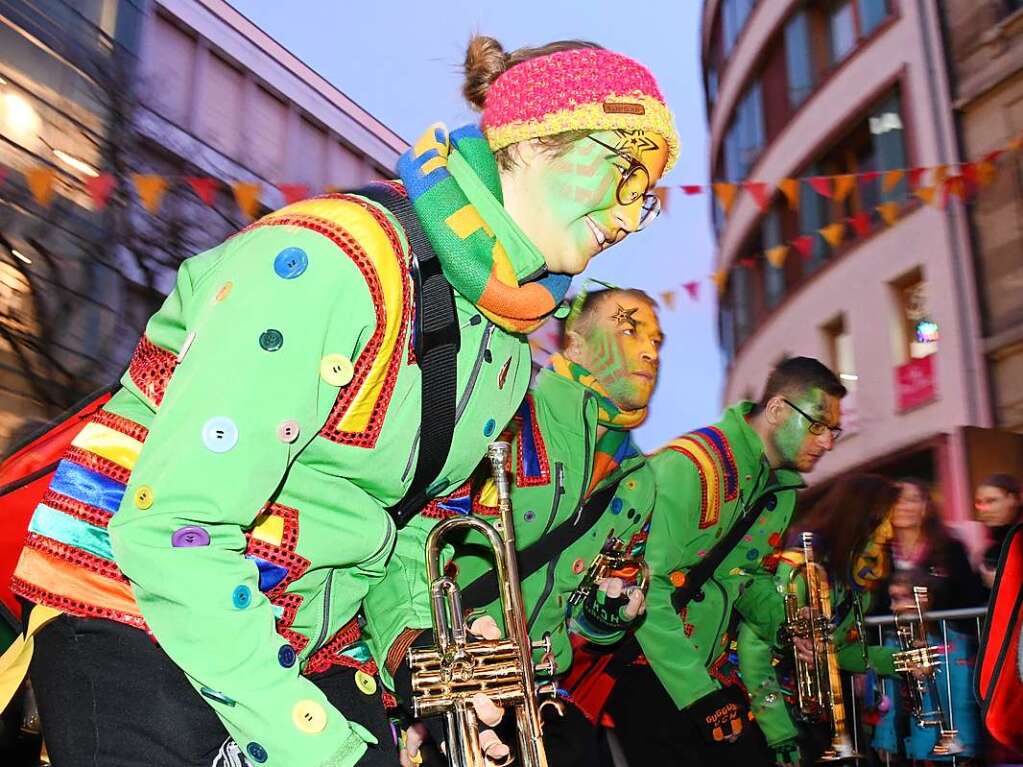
top-left (607, 357), bottom-right (846, 767)
top-left (375, 287), bottom-right (662, 766)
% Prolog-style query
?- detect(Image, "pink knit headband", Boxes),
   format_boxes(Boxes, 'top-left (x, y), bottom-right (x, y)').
top-left (481, 48), bottom-right (680, 170)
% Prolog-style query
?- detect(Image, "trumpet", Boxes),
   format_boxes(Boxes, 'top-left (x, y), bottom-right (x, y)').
top-left (408, 442), bottom-right (555, 767)
top-left (783, 532), bottom-right (859, 762)
top-left (892, 586), bottom-right (963, 756)
top-left (567, 529), bottom-right (650, 608)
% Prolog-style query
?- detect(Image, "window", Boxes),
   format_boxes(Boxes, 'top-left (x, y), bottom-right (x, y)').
top-left (823, 314), bottom-right (859, 432)
top-left (858, 0), bottom-right (891, 36)
top-left (784, 12), bottom-right (815, 108)
top-left (722, 0), bottom-right (757, 57)
top-left (733, 265), bottom-right (755, 349)
top-left (724, 81), bottom-right (765, 181)
top-left (763, 211), bottom-right (787, 309)
top-left (890, 269), bottom-right (938, 363)
top-left (707, 64), bottom-right (719, 107)
top-left (798, 163), bottom-right (831, 273)
top-left (828, 1), bottom-right (857, 64)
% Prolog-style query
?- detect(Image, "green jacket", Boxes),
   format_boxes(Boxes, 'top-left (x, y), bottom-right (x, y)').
top-left (739, 546), bottom-right (898, 747)
top-left (635, 402), bottom-right (802, 710)
top-left (12, 196), bottom-right (534, 767)
top-left (363, 368), bottom-right (654, 685)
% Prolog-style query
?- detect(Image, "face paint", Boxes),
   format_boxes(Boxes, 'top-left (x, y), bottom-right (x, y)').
top-left (508, 130), bottom-right (670, 275)
top-left (573, 295), bottom-right (662, 411)
top-left (769, 388), bottom-right (841, 472)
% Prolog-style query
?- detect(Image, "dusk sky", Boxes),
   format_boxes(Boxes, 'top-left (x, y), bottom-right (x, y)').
top-left (230, 1), bottom-right (723, 450)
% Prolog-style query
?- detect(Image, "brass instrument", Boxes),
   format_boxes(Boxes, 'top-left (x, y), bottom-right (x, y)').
top-left (408, 442), bottom-right (555, 767)
top-left (891, 586), bottom-right (963, 756)
top-left (783, 532), bottom-right (859, 762)
top-left (567, 529), bottom-right (650, 608)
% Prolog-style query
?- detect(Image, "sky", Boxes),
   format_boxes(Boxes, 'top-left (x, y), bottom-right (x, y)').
top-left (229, 0), bottom-right (723, 450)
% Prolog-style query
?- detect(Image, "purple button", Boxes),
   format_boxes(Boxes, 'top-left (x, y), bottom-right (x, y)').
top-left (171, 525), bottom-right (210, 548)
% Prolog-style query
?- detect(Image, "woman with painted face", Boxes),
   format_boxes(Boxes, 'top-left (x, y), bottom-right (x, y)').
top-left (0, 34), bottom-right (677, 767)
top-left (870, 479), bottom-right (985, 763)
top-left (975, 474), bottom-right (1023, 589)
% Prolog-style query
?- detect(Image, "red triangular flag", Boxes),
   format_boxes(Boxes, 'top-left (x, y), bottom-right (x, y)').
top-left (85, 173), bottom-right (116, 210)
top-left (680, 185), bottom-right (703, 195)
top-left (277, 183), bottom-right (311, 206)
top-left (960, 163), bottom-right (978, 189)
top-left (186, 177), bottom-right (219, 206)
top-left (738, 257), bottom-right (757, 269)
top-left (858, 170), bottom-right (881, 184)
top-left (906, 167), bottom-right (926, 189)
top-left (983, 149), bottom-right (1006, 165)
top-left (682, 281), bottom-right (700, 300)
top-left (808, 176), bottom-right (833, 198)
top-left (848, 211), bottom-right (871, 238)
top-left (743, 181), bottom-right (771, 211)
top-left (792, 235), bottom-right (814, 261)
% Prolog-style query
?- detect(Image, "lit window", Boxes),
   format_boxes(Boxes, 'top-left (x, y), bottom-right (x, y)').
top-left (891, 270), bottom-right (938, 362)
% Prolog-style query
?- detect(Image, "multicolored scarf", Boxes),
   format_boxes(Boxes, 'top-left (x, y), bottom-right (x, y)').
top-left (397, 123), bottom-right (570, 334)
top-left (549, 352), bottom-right (646, 496)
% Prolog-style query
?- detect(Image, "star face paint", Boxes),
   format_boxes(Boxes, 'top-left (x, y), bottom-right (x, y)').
top-left (511, 130), bottom-right (669, 275)
top-left (572, 294), bottom-right (663, 411)
top-left (770, 388), bottom-right (842, 472)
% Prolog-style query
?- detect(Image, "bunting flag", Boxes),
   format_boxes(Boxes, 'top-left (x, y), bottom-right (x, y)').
top-left (914, 185), bottom-right (936, 206)
top-left (944, 176), bottom-right (967, 206)
top-left (765, 244), bottom-right (789, 269)
top-left (931, 165), bottom-right (948, 188)
top-left (277, 183), bottom-right (310, 205)
top-left (232, 181), bottom-right (261, 220)
top-left (25, 167), bottom-right (56, 207)
top-left (808, 176), bottom-right (833, 199)
top-left (907, 167), bottom-right (927, 189)
top-left (682, 280), bottom-right (701, 301)
top-left (681, 184), bottom-right (704, 195)
top-left (778, 178), bottom-right (800, 211)
top-left (85, 173), bottom-right (115, 210)
top-left (882, 169), bottom-right (904, 193)
top-left (713, 182), bottom-right (738, 214)
top-left (1009, 135), bottom-right (1023, 152)
top-left (976, 160), bottom-right (997, 187)
top-left (792, 235), bottom-right (814, 261)
top-left (186, 176), bottom-right (219, 206)
top-left (833, 174), bottom-right (857, 203)
top-left (858, 170), bottom-right (881, 185)
top-left (132, 174), bottom-right (168, 214)
top-left (738, 257), bottom-right (757, 269)
top-left (710, 271), bottom-right (728, 294)
top-left (819, 222), bottom-right (845, 248)
top-left (659, 290), bottom-right (677, 310)
top-left (848, 211), bottom-right (871, 238)
top-left (877, 201), bottom-right (900, 226)
top-left (743, 180), bottom-right (771, 211)
top-left (961, 162), bottom-right (978, 188)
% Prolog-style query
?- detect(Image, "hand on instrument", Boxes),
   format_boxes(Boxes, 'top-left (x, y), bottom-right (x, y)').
top-left (599, 576), bottom-right (646, 619)
top-left (467, 617), bottom-right (512, 765)
top-left (399, 723), bottom-right (428, 767)
top-left (792, 607), bottom-right (815, 663)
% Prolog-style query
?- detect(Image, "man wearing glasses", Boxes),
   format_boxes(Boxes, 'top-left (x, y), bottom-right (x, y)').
top-left (607, 356), bottom-right (846, 767)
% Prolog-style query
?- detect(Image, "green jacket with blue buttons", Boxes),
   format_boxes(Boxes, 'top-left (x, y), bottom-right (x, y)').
top-left (9, 194), bottom-right (536, 767)
top-left (363, 367), bottom-right (655, 687)
top-left (632, 402), bottom-right (803, 711)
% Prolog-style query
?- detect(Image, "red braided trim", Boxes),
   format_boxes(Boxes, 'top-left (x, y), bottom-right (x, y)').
top-left (302, 616), bottom-right (364, 675)
top-left (127, 336), bottom-right (178, 407)
top-left (10, 577), bottom-right (148, 630)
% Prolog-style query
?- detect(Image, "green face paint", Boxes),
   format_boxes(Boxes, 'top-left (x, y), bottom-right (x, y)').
top-left (769, 388), bottom-right (840, 472)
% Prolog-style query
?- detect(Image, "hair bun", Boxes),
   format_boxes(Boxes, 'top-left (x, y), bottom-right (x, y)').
top-left (463, 35), bottom-right (508, 112)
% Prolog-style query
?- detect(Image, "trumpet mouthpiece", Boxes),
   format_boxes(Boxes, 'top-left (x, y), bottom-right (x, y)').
top-left (488, 441), bottom-right (510, 464)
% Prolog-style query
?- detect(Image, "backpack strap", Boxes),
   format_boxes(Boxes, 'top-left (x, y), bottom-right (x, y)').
top-left (356, 183), bottom-right (460, 530)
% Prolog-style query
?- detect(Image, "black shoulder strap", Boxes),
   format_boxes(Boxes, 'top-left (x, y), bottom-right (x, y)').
top-left (459, 478), bottom-right (623, 610)
top-left (356, 183), bottom-right (460, 530)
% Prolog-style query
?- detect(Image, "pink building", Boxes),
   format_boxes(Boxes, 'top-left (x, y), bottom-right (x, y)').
top-left (701, 0), bottom-right (1006, 522)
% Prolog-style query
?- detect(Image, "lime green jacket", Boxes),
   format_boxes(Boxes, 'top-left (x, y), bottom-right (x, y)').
top-left (739, 548), bottom-right (898, 747)
top-left (634, 402), bottom-right (803, 710)
top-left (15, 195), bottom-right (535, 767)
top-left (363, 369), bottom-right (654, 685)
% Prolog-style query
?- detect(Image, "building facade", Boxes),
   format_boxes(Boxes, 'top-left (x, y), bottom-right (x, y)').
top-left (0, 0), bottom-right (406, 449)
top-left (702, 0), bottom-right (1004, 521)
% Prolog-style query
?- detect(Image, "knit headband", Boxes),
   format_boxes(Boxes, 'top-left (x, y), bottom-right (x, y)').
top-left (481, 48), bottom-right (680, 171)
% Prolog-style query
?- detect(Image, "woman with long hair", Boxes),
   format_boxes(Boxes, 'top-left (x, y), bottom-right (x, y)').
top-left (975, 473), bottom-right (1023, 589)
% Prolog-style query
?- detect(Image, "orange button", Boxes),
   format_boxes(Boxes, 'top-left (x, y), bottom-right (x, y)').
top-left (669, 570), bottom-right (686, 588)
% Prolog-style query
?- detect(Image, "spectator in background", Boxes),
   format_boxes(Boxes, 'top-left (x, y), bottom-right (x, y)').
top-left (975, 474), bottom-right (1023, 589)
top-left (872, 478), bottom-right (985, 762)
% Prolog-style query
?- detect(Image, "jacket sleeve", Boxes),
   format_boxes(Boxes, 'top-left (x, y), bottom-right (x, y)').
top-left (738, 621), bottom-right (799, 747)
top-left (108, 222), bottom-right (382, 767)
top-left (635, 450), bottom-right (720, 709)
top-left (735, 564), bottom-right (787, 644)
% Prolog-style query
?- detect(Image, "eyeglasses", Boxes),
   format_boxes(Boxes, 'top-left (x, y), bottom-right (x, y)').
top-left (782, 398), bottom-right (843, 441)
top-left (586, 136), bottom-right (661, 231)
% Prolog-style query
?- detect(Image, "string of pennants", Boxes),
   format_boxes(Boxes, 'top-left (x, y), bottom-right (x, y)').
top-left (2, 131), bottom-right (1021, 309)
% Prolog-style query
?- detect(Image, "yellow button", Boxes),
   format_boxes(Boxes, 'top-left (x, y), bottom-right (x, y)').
top-left (319, 354), bottom-right (354, 387)
top-left (354, 670), bottom-right (377, 696)
top-left (292, 699), bottom-right (328, 734)
top-left (215, 281), bottom-right (233, 302)
top-left (134, 486), bottom-right (154, 510)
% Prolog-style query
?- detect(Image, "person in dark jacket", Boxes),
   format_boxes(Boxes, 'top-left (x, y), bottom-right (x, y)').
top-left (975, 473), bottom-right (1023, 590)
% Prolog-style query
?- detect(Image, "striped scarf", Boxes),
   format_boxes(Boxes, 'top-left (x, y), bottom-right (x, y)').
top-left (398, 123), bottom-right (570, 334)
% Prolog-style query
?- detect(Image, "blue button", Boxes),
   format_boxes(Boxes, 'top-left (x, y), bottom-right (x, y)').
top-left (247, 742), bottom-right (268, 763)
top-left (274, 247), bottom-right (308, 279)
top-left (611, 498), bottom-right (624, 515)
top-left (202, 417), bottom-right (238, 453)
top-left (523, 510), bottom-right (536, 522)
top-left (259, 329), bottom-right (284, 352)
top-left (171, 526), bottom-right (210, 548)
top-left (483, 418), bottom-right (496, 437)
top-left (232, 585), bottom-right (251, 609)
top-left (200, 686), bottom-right (236, 706)
top-left (278, 644), bottom-right (297, 668)
top-left (746, 548), bottom-right (760, 561)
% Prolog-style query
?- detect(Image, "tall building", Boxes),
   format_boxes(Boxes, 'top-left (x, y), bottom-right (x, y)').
top-left (701, 0), bottom-right (1015, 520)
top-left (0, 0), bottom-right (406, 448)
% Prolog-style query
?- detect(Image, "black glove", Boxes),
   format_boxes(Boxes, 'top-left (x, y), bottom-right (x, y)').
top-left (581, 585), bottom-right (634, 633)
top-left (687, 686), bottom-right (752, 745)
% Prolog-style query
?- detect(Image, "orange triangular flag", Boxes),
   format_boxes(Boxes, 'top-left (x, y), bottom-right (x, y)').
top-left (819, 222), bottom-right (845, 248)
top-left (882, 170), bottom-right (904, 194)
top-left (766, 244), bottom-right (789, 269)
top-left (232, 181), bottom-right (261, 220)
top-left (710, 270), bottom-right (728, 294)
top-left (945, 176), bottom-right (967, 205)
top-left (976, 160), bottom-right (996, 187)
top-left (778, 178), bottom-right (800, 211)
top-left (654, 186), bottom-right (671, 215)
top-left (659, 290), bottom-right (677, 311)
top-left (833, 174), bottom-right (856, 203)
top-left (85, 173), bottom-right (116, 210)
top-left (931, 165), bottom-right (948, 187)
top-left (914, 185), bottom-right (936, 205)
top-left (132, 174), bottom-right (168, 214)
top-left (25, 167), bottom-right (56, 207)
top-left (877, 201), bottom-right (900, 226)
top-left (713, 182), bottom-right (738, 214)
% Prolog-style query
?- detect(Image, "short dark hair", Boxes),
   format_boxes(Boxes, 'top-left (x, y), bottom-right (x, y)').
top-left (979, 473), bottom-right (1022, 498)
top-left (754, 356), bottom-right (847, 412)
top-left (561, 288), bottom-right (657, 346)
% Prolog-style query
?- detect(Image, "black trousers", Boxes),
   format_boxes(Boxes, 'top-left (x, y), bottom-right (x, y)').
top-left (607, 663), bottom-right (773, 767)
top-left (28, 613), bottom-right (398, 767)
